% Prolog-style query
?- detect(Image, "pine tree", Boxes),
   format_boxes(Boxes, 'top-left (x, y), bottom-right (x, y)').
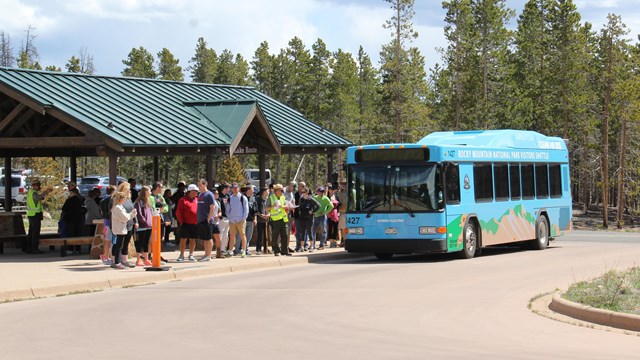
top-left (355, 46), bottom-right (380, 144)
top-left (188, 37), bottom-right (217, 83)
top-left (44, 65), bottom-right (61, 72)
top-left (219, 156), bottom-right (245, 185)
top-left (65, 56), bottom-right (81, 73)
top-left (379, 0), bottom-right (430, 143)
top-left (17, 25), bottom-right (41, 70)
top-left (251, 41), bottom-right (275, 95)
top-left (157, 48), bottom-right (184, 81)
top-left (0, 31), bottom-right (15, 67)
top-left (121, 46), bottom-right (157, 78)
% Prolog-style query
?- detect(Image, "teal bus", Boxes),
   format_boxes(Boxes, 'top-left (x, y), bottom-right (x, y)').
top-left (344, 130), bottom-right (572, 259)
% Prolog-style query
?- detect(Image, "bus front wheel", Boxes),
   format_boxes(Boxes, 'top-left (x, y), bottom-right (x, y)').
top-left (459, 222), bottom-right (477, 259)
top-left (374, 253), bottom-right (393, 260)
top-left (530, 217), bottom-right (549, 250)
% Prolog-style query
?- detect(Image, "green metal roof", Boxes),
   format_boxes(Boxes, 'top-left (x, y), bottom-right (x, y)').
top-left (0, 67), bottom-right (351, 151)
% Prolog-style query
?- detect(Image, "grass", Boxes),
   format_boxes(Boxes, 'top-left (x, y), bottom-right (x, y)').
top-left (563, 267), bottom-right (640, 315)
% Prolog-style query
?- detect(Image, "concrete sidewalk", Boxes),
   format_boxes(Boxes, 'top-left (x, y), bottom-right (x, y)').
top-left (0, 241), bottom-right (369, 302)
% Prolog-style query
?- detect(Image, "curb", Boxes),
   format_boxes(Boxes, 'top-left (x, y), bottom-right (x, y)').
top-left (0, 251), bottom-right (371, 303)
top-left (549, 293), bottom-right (640, 332)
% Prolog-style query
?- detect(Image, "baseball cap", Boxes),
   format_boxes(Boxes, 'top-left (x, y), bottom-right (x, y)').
top-left (187, 184), bottom-right (198, 192)
top-left (316, 186), bottom-right (325, 193)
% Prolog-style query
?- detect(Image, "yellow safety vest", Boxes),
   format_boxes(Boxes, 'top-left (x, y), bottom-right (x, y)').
top-left (26, 189), bottom-right (43, 217)
top-left (269, 194), bottom-right (288, 223)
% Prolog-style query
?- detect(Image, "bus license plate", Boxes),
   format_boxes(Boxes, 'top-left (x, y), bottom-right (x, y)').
top-left (385, 227), bottom-right (398, 235)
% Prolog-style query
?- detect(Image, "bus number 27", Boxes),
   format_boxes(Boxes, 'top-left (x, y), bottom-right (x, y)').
top-left (347, 217), bottom-right (360, 225)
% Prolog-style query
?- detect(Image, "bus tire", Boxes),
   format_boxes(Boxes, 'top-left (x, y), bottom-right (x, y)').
top-left (459, 221), bottom-right (477, 259)
top-left (374, 253), bottom-right (393, 260)
top-left (530, 217), bottom-right (549, 250)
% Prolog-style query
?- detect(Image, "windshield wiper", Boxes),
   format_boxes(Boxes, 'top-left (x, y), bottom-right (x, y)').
top-left (394, 197), bottom-right (415, 217)
top-left (365, 201), bottom-right (386, 218)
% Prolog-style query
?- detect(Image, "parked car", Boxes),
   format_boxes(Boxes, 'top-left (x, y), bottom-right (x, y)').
top-left (0, 174), bottom-right (27, 205)
top-left (244, 169), bottom-right (273, 188)
top-left (78, 175), bottom-right (126, 197)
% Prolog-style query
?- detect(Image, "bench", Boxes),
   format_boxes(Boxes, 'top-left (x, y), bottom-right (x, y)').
top-left (0, 234), bottom-right (27, 254)
top-left (40, 236), bottom-right (95, 257)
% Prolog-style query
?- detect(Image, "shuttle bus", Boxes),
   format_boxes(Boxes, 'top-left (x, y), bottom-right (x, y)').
top-left (344, 130), bottom-right (572, 259)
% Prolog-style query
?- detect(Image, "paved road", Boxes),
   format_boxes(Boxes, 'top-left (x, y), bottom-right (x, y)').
top-left (1, 231), bottom-right (639, 359)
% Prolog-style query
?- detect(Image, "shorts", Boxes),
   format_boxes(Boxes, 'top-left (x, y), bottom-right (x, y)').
top-left (339, 214), bottom-right (346, 229)
top-left (229, 220), bottom-right (246, 236)
top-left (179, 223), bottom-right (198, 239)
top-left (197, 222), bottom-right (214, 240)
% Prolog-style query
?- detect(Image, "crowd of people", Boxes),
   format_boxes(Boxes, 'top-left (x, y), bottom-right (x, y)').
top-left (24, 176), bottom-right (349, 268)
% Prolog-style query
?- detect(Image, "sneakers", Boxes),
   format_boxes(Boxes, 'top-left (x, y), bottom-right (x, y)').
top-left (241, 252), bottom-right (246, 258)
top-left (294, 248), bottom-right (302, 252)
top-left (176, 254), bottom-right (185, 262)
top-left (188, 254), bottom-right (196, 262)
top-left (122, 261), bottom-right (135, 268)
top-left (199, 256), bottom-right (212, 262)
top-left (216, 254), bottom-right (224, 259)
top-left (136, 259), bottom-right (145, 267)
top-left (309, 248), bottom-right (315, 253)
top-left (103, 258), bottom-right (113, 266)
top-left (318, 246), bottom-right (325, 250)
top-left (224, 251), bottom-right (232, 258)
top-left (111, 263), bottom-right (126, 270)
top-left (255, 251), bottom-right (262, 255)
top-left (143, 260), bottom-right (153, 266)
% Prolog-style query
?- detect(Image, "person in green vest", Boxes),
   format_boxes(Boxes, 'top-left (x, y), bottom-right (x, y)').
top-left (26, 178), bottom-right (53, 254)
top-left (266, 183), bottom-right (291, 256)
top-left (311, 186), bottom-right (334, 252)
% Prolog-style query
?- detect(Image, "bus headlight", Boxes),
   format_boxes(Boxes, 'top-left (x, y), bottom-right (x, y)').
top-left (419, 226), bottom-right (436, 235)
top-left (348, 227), bottom-right (364, 235)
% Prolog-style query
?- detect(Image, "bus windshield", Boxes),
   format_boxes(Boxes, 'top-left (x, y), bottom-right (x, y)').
top-left (348, 164), bottom-right (442, 214)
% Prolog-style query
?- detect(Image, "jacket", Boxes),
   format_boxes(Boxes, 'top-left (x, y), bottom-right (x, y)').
top-left (111, 204), bottom-right (136, 235)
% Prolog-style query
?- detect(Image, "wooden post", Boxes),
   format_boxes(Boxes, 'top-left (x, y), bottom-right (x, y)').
top-left (206, 154), bottom-right (213, 188)
top-left (153, 156), bottom-right (159, 182)
top-left (3, 156), bottom-right (11, 212)
top-left (109, 155), bottom-right (117, 186)
top-left (70, 156), bottom-right (78, 182)
top-left (258, 152), bottom-right (266, 188)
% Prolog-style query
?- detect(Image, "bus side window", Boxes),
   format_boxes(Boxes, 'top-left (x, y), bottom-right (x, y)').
top-left (445, 163), bottom-right (460, 204)
top-left (521, 164), bottom-right (535, 199)
top-left (509, 164), bottom-right (521, 200)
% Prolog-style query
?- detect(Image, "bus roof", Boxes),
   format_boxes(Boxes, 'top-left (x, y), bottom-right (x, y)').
top-left (417, 130), bottom-right (567, 151)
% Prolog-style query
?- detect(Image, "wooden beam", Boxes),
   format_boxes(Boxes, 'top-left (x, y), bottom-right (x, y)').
top-left (45, 108), bottom-right (123, 153)
top-left (0, 103), bottom-right (26, 133)
top-left (41, 120), bottom-right (65, 137)
top-left (4, 108), bottom-right (35, 137)
top-left (0, 136), bottom-right (106, 148)
top-left (0, 83), bottom-right (47, 115)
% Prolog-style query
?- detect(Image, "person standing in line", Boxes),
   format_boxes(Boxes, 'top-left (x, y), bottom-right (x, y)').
top-left (175, 184), bottom-right (199, 262)
top-left (336, 181), bottom-right (348, 247)
top-left (243, 185), bottom-right (257, 256)
top-left (211, 188), bottom-right (223, 258)
top-left (284, 181), bottom-right (297, 240)
top-left (196, 179), bottom-right (216, 262)
top-left (218, 183), bottom-right (231, 254)
top-left (99, 185), bottom-right (116, 265)
top-left (84, 189), bottom-right (102, 238)
top-left (109, 181), bottom-right (138, 267)
top-left (134, 186), bottom-right (154, 266)
top-left (25, 179), bottom-right (53, 254)
top-left (227, 182), bottom-right (249, 258)
top-left (162, 188), bottom-right (174, 245)
top-left (311, 186), bottom-right (333, 252)
top-left (293, 181), bottom-right (307, 252)
top-left (266, 184), bottom-right (291, 256)
top-left (110, 191), bottom-right (137, 269)
top-left (128, 178), bottom-right (139, 202)
top-left (170, 181), bottom-right (186, 243)
top-left (254, 187), bottom-right (270, 255)
top-left (61, 188), bottom-right (85, 254)
top-left (149, 182), bottom-right (168, 241)
top-left (298, 187), bottom-right (320, 251)
top-left (327, 186), bottom-right (341, 248)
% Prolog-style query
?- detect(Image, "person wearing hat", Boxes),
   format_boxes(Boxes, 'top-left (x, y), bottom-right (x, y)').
top-left (311, 186), bottom-right (334, 251)
top-left (170, 181), bottom-right (187, 244)
top-left (25, 178), bottom-right (53, 254)
top-left (266, 183), bottom-right (291, 256)
top-left (175, 184), bottom-right (199, 262)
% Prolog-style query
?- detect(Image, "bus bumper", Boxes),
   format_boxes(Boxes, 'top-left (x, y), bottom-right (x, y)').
top-left (345, 239), bottom-right (448, 254)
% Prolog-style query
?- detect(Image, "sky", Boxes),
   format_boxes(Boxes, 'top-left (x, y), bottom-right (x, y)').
top-left (1, 0), bottom-right (639, 79)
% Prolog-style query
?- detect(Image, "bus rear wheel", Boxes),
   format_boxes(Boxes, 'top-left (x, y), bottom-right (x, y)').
top-left (374, 253), bottom-right (393, 260)
top-left (459, 222), bottom-right (477, 259)
top-left (530, 217), bottom-right (549, 250)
